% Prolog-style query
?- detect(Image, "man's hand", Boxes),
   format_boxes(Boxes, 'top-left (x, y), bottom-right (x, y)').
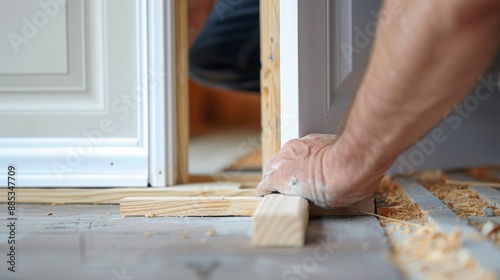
top-left (256, 134), bottom-right (383, 208)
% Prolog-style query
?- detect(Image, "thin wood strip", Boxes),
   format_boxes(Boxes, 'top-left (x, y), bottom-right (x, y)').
top-left (395, 177), bottom-right (500, 274)
top-left (252, 194), bottom-right (309, 247)
top-left (120, 196), bottom-right (261, 217)
top-left (0, 183), bottom-right (253, 204)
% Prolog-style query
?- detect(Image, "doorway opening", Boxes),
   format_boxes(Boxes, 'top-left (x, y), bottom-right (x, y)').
top-left (187, 0), bottom-right (263, 184)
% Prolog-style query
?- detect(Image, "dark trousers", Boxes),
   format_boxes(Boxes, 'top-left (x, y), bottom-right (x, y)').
top-left (189, 0), bottom-right (260, 93)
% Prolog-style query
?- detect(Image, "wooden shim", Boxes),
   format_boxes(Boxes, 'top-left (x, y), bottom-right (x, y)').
top-left (120, 196), bottom-right (261, 217)
top-left (395, 177), bottom-right (500, 274)
top-left (120, 195), bottom-right (374, 217)
top-left (252, 194), bottom-right (308, 247)
top-left (260, 0), bottom-right (281, 165)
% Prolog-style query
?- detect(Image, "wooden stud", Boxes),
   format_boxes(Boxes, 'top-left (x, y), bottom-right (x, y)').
top-left (260, 0), bottom-right (281, 165)
top-left (175, 0), bottom-right (189, 184)
top-left (252, 194), bottom-right (309, 247)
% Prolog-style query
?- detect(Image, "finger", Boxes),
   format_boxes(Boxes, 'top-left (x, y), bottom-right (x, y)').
top-left (255, 170), bottom-right (278, 196)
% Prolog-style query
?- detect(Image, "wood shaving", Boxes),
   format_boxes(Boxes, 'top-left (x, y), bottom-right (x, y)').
top-left (200, 238), bottom-right (207, 244)
top-left (106, 213), bottom-right (112, 216)
top-left (206, 229), bottom-right (217, 237)
top-left (97, 215), bottom-right (103, 219)
top-left (145, 213), bottom-right (155, 218)
top-left (144, 231), bottom-right (152, 238)
top-left (180, 234), bottom-right (190, 240)
top-left (46, 212), bottom-right (53, 216)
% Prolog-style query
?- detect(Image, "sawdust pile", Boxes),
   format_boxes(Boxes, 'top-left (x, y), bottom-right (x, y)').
top-left (424, 182), bottom-right (500, 218)
top-left (390, 224), bottom-right (496, 280)
top-left (376, 176), bottom-right (423, 224)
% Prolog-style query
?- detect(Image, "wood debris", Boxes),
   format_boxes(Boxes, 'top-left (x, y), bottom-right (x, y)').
top-left (375, 176), bottom-right (423, 225)
top-left (46, 212), bottom-right (53, 216)
top-left (145, 213), bottom-right (155, 218)
top-left (206, 229), bottom-right (217, 237)
top-left (389, 224), bottom-right (496, 279)
top-left (180, 234), bottom-right (190, 240)
top-left (424, 182), bottom-right (500, 218)
top-left (469, 220), bottom-right (500, 247)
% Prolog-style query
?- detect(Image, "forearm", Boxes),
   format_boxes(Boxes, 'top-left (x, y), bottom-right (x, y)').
top-left (337, 0), bottom-right (500, 174)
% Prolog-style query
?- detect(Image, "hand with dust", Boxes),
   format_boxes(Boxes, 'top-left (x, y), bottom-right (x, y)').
top-left (256, 134), bottom-right (384, 208)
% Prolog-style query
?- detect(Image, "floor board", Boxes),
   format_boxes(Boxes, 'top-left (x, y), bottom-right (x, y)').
top-left (0, 204), bottom-right (402, 280)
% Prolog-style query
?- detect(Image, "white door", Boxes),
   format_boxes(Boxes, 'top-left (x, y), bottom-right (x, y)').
top-left (0, 0), bottom-right (177, 187)
top-left (281, 0), bottom-right (500, 173)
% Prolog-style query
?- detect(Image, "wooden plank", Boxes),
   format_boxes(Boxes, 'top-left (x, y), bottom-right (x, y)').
top-left (252, 194), bottom-right (308, 247)
top-left (120, 195), bottom-right (374, 217)
top-left (0, 183), bottom-right (253, 204)
top-left (260, 0), bottom-right (281, 165)
top-left (175, 0), bottom-right (189, 184)
top-left (120, 196), bottom-right (261, 217)
top-left (395, 177), bottom-right (500, 274)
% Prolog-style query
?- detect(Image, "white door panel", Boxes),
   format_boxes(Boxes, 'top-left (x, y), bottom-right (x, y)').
top-left (0, 0), bottom-right (140, 138)
top-left (0, 0), bottom-right (68, 74)
top-left (0, 0), bottom-right (177, 187)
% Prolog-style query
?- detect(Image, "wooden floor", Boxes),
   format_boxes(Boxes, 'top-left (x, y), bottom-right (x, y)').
top-left (2, 168), bottom-right (500, 279)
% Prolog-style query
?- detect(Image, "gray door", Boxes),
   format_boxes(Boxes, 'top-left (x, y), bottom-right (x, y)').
top-left (280, 0), bottom-right (500, 173)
